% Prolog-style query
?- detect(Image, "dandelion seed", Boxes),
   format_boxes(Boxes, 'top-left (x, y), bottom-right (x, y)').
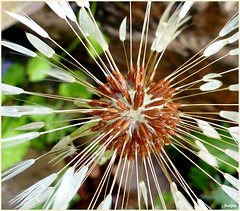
top-left (2, 1), bottom-right (239, 210)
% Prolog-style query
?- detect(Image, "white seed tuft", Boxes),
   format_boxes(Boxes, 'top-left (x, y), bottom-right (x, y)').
top-left (41, 69), bottom-right (75, 83)
top-left (5, 11), bottom-right (49, 38)
top-left (11, 173), bottom-right (57, 207)
top-left (58, 1), bottom-right (76, 22)
top-left (179, 2), bottom-right (194, 19)
top-left (139, 181), bottom-right (148, 208)
top-left (197, 120), bottom-right (221, 139)
top-left (228, 126), bottom-right (239, 144)
top-left (19, 187), bottom-right (53, 210)
top-left (221, 185), bottom-right (239, 203)
top-left (79, 8), bottom-right (108, 51)
top-left (219, 111), bottom-right (239, 123)
top-left (224, 173), bottom-right (239, 190)
top-left (119, 17), bottom-right (127, 41)
top-left (228, 32), bottom-right (239, 43)
top-left (2, 132), bottom-right (40, 148)
top-left (202, 73), bottom-right (222, 80)
top-left (1, 83), bottom-right (24, 95)
top-left (76, 1), bottom-right (90, 8)
top-left (170, 182), bottom-right (194, 210)
top-left (229, 48), bottom-right (239, 56)
top-left (2, 105), bottom-right (53, 117)
top-left (26, 33), bottom-right (55, 58)
top-left (53, 166), bottom-right (88, 209)
top-left (2, 41), bottom-right (37, 57)
top-left (196, 140), bottom-right (218, 167)
top-left (203, 39), bottom-right (228, 57)
top-left (46, 2), bottom-right (66, 19)
top-left (219, 13), bottom-right (238, 37)
top-left (229, 84), bottom-right (239, 91)
top-left (97, 194), bottom-right (112, 210)
top-left (200, 80), bottom-right (222, 91)
top-left (15, 122), bottom-right (45, 131)
top-left (225, 149), bottom-right (239, 162)
top-left (2, 159), bottom-right (35, 182)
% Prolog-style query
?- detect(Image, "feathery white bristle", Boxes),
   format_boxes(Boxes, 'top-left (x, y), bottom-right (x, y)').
top-left (41, 69), bottom-right (76, 83)
top-left (2, 159), bottom-right (35, 182)
top-left (197, 120), bottom-right (221, 139)
top-left (5, 11), bottom-right (49, 38)
top-left (196, 140), bottom-right (218, 167)
top-left (97, 194), bottom-right (112, 210)
top-left (179, 1), bottom-right (194, 19)
top-left (11, 173), bottom-right (57, 207)
top-left (2, 132), bottom-right (40, 148)
top-left (219, 111), bottom-right (239, 123)
top-left (79, 8), bottom-right (108, 51)
top-left (46, 2), bottom-right (66, 19)
top-left (53, 166), bottom-right (88, 209)
top-left (219, 13), bottom-right (238, 37)
top-left (52, 167), bottom-right (74, 210)
top-left (203, 39), bottom-right (228, 57)
top-left (229, 84), bottom-right (239, 91)
top-left (228, 126), bottom-right (239, 144)
top-left (229, 48), bottom-right (239, 56)
top-left (139, 181), bottom-right (148, 208)
top-left (19, 187), bottom-right (53, 210)
top-left (2, 105), bottom-right (53, 117)
top-left (225, 149), bottom-right (239, 162)
top-left (155, 2), bottom-right (174, 37)
top-left (15, 122), bottom-right (45, 131)
top-left (26, 33), bottom-right (55, 58)
top-left (224, 173), bottom-right (239, 190)
top-left (170, 182), bottom-right (194, 210)
top-left (58, 1), bottom-right (76, 22)
top-left (76, 1), bottom-right (90, 8)
top-left (221, 185), bottom-right (239, 203)
top-left (155, 10), bottom-right (190, 53)
top-left (52, 135), bottom-right (72, 151)
top-left (119, 17), bottom-right (127, 41)
top-left (1, 83), bottom-right (24, 95)
top-left (2, 41), bottom-right (37, 57)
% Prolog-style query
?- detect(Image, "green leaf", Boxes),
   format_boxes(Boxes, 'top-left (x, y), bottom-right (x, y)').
top-left (26, 57), bottom-right (51, 82)
top-left (87, 33), bottom-right (109, 58)
top-left (2, 62), bottom-right (25, 85)
top-left (59, 70), bottom-right (92, 99)
top-left (1, 117), bottom-right (30, 168)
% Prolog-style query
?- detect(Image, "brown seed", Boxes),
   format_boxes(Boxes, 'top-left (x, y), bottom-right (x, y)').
top-left (88, 99), bottom-right (111, 107)
top-left (145, 100), bottom-right (165, 108)
top-left (101, 114), bottom-right (121, 121)
top-left (99, 83), bottom-right (114, 96)
top-left (146, 68), bottom-right (156, 87)
top-left (88, 109), bottom-right (107, 116)
top-left (147, 79), bottom-right (164, 95)
top-left (91, 121), bottom-right (107, 132)
top-left (107, 107), bottom-right (123, 113)
top-left (116, 100), bottom-right (130, 111)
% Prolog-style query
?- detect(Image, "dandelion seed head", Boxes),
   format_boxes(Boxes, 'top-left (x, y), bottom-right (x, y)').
top-left (2, 1), bottom-right (239, 209)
